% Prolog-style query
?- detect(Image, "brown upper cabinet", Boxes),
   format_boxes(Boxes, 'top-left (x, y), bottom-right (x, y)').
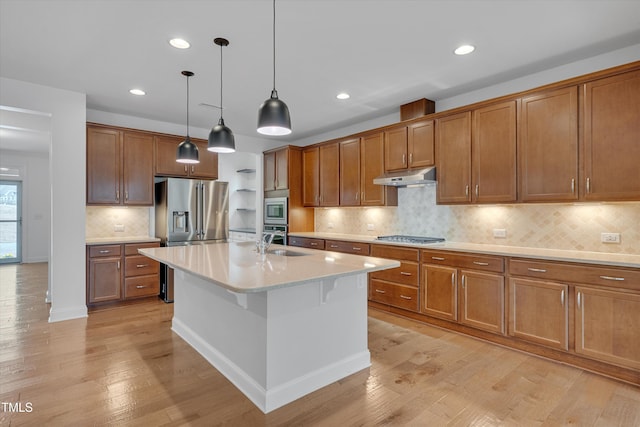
top-left (435, 112), bottom-right (472, 204)
top-left (263, 147), bottom-right (290, 191)
top-left (155, 135), bottom-right (218, 179)
top-left (519, 87), bottom-right (579, 202)
top-left (339, 138), bottom-right (361, 206)
top-left (582, 69), bottom-right (640, 201)
top-left (303, 143), bottom-right (340, 207)
top-left (472, 101), bottom-right (517, 203)
top-left (302, 146), bottom-right (320, 206)
top-left (384, 119), bottom-right (435, 172)
top-left (87, 125), bottom-right (154, 206)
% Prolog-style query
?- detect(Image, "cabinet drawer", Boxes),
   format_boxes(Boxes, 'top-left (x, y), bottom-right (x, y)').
top-left (369, 279), bottom-right (419, 312)
top-left (125, 276), bottom-right (159, 299)
top-left (289, 236), bottom-right (325, 250)
top-left (326, 240), bottom-right (371, 255)
top-left (422, 250), bottom-right (504, 273)
top-left (370, 261), bottom-right (419, 286)
top-left (125, 241), bottom-right (160, 255)
top-left (89, 244), bottom-right (122, 258)
top-left (125, 255), bottom-right (160, 277)
top-left (371, 244), bottom-right (420, 262)
top-left (510, 259), bottom-right (640, 291)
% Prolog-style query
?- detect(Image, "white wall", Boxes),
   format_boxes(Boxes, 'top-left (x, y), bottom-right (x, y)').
top-left (0, 150), bottom-right (50, 263)
top-left (1, 77), bottom-right (87, 322)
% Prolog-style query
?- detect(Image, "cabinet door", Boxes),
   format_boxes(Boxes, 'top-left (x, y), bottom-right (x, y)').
top-left (509, 278), bottom-right (568, 350)
top-left (122, 131), bottom-right (154, 205)
top-left (155, 135), bottom-right (190, 177)
top-left (319, 143), bottom-right (340, 206)
top-left (190, 140), bottom-right (218, 179)
top-left (472, 101), bottom-right (517, 203)
top-left (302, 147), bottom-right (320, 206)
top-left (520, 87), bottom-right (578, 201)
top-left (88, 257), bottom-right (122, 303)
top-left (275, 148), bottom-right (289, 190)
top-left (459, 270), bottom-right (505, 334)
top-left (583, 70), bottom-right (640, 201)
top-left (436, 112), bottom-right (472, 204)
top-left (263, 151), bottom-right (276, 191)
top-left (575, 287), bottom-right (640, 370)
top-left (360, 132), bottom-right (389, 206)
top-left (407, 119), bottom-right (435, 168)
top-left (87, 126), bottom-right (121, 204)
top-left (422, 264), bottom-right (457, 321)
top-left (384, 126), bottom-right (408, 171)
top-left (340, 138), bottom-right (361, 206)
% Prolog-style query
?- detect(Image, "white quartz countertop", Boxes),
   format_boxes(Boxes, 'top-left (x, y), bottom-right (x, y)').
top-left (288, 232), bottom-right (640, 269)
top-left (139, 241), bottom-right (400, 293)
top-left (86, 236), bottom-right (161, 245)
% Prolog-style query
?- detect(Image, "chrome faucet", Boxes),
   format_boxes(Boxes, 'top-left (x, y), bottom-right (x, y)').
top-left (256, 232), bottom-right (277, 254)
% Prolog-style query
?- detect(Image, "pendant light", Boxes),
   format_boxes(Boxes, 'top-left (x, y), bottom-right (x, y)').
top-left (257, 0), bottom-right (291, 136)
top-left (176, 70), bottom-right (199, 164)
top-left (208, 37), bottom-right (236, 153)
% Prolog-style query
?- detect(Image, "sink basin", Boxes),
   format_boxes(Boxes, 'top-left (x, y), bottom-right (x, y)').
top-left (267, 249), bottom-right (309, 257)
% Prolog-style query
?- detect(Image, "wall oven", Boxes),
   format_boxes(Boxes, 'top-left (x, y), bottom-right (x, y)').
top-left (264, 224), bottom-right (287, 246)
top-left (264, 197), bottom-right (288, 225)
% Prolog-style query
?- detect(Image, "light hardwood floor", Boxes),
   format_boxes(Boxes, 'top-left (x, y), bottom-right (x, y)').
top-left (1, 263), bottom-right (639, 426)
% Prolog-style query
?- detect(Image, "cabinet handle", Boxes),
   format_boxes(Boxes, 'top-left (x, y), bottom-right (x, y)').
top-left (561, 289), bottom-right (565, 306)
top-left (356, 192), bottom-right (359, 201)
top-left (577, 291), bottom-right (581, 308)
top-left (116, 190), bottom-right (120, 201)
top-left (571, 178), bottom-right (575, 193)
top-left (400, 272), bottom-right (412, 276)
top-left (599, 275), bottom-right (625, 281)
top-left (191, 165), bottom-right (195, 174)
top-left (475, 184), bottom-right (479, 198)
top-left (184, 165), bottom-right (188, 173)
top-left (586, 177), bottom-right (590, 194)
top-left (125, 191), bottom-right (129, 201)
top-left (99, 250), bottom-right (110, 254)
top-left (461, 275), bottom-right (466, 288)
top-left (451, 274), bottom-right (455, 287)
top-left (310, 242), bottom-right (318, 246)
top-left (465, 185), bottom-right (469, 197)
top-left (375, 289), bottom-right (386, 294)
top-left (431, 256), bottom-right (445, 261)
top-left (473, 261), bottom-right (489, 266)
top-left (330, 244), bottom-right (339, 248)
top-left (527, 267), bottom-right (547, 273)
top-left (409, 153), bottom-right (413, 165)
top-left (400, 295), bottom-right (412, 300)
top-left (136, 285), bottom-right (146, 289)
top-left (352, 247), bottom-right (362, 251)
top-left (136, 264), bottom-right (149, 268)
top-left (402, 153), bottom-right (406, 165)
top-left (117, 261), bottom-right (120, 270)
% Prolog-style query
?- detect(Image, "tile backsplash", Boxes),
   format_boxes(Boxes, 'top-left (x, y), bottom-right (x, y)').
top-left (315, 186), bottom-right (640, 254)
top-left (86, 206), bottom-right (151, 238)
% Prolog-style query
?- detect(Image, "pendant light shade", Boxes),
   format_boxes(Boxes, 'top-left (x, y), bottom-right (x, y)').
top-left (257, 0), bottom-right (291, 136)
top-left (177, 70), bottom-right (199, 164)
top-left (208, 37), bottom-right (236, 153)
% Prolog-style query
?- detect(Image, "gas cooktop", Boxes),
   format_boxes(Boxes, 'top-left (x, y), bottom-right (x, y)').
top-left (376, 235), bottom-right (445, 245)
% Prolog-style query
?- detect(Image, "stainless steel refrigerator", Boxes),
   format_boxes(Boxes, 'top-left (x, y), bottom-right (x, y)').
top-left (155, 178), bottom-right (229, 301)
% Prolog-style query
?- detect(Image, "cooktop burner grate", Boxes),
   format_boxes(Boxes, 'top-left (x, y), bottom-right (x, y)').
top-left (376, 235), bottom-right (445, 245)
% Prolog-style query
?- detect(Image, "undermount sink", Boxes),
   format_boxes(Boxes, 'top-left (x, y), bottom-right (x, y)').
top-left (267, 249), bottom-right (309, 257)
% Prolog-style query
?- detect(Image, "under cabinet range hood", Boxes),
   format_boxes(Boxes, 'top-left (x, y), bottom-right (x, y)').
top-left (373, 166), bottom-right (437, 187)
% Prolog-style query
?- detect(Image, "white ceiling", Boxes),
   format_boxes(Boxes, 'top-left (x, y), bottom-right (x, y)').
top-left (1, 0), bottom-right (640, 152)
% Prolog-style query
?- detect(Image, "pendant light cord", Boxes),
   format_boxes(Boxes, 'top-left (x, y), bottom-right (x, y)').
top-left (186, 75), bottom-right (190, 136)
top-left (272, 0), bottom-right (276, 92)
top-left (220, 42), bottom-right (224, 119)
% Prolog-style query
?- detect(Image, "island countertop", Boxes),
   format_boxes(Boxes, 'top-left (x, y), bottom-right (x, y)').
top-left (139, 241), bottom-right (400, 294)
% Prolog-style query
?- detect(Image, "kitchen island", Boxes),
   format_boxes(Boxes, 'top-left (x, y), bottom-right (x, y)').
top-left (139, 241), bottom-right (399, 413)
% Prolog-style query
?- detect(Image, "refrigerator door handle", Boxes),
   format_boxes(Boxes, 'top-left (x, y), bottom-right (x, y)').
top-left (195, 182), bottom-right (201, 239)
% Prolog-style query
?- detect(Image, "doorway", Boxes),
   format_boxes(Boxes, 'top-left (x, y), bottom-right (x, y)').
top-left (0, 179), bottom-right (22, 264)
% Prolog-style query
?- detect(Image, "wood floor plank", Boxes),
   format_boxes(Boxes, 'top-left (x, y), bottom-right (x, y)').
top-left (1, 262), bottom-right (639, 426)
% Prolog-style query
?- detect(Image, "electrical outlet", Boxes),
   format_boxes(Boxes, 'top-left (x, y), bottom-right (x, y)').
top-left (328, 222), bottom-right (334, 229)
top-left (114, 224), bottom-right (125, 232)
top-left (367, 223), bottom-right (375, 231)
top-left (601, 232), bottom-right (620, 243)
top-left (493, 228), bottom-right (507, 238)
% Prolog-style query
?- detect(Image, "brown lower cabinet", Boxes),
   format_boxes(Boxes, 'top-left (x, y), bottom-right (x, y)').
top-left (87, 242), bottom-right (160, 305)
top-left (369, 244), bottom-right (420, 312)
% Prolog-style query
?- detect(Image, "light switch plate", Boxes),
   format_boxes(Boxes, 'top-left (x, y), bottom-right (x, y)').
top-left (367, 223), bottom-right (375, 231)
top-left (493, 228), bottom-right (507, 238)
top-left (114, 224), bottom-right (125, 232)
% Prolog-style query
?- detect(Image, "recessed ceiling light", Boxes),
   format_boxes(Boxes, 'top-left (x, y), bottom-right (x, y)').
top-left (336, 92), bottom-right (350, 100)
top-left (129, 89), bottom-right (146, 96)
top-left (454, 44), bottom-right (475, 55)
top-left (169, 38), bottom-right (191, 49)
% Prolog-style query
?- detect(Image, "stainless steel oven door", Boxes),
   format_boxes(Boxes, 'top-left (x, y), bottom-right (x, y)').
top-left (264, 197), bottom-right (287, 225)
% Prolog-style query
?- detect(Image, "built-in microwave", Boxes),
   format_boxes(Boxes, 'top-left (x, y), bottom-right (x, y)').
top-left (264, 197), bottom-right (287, 225)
